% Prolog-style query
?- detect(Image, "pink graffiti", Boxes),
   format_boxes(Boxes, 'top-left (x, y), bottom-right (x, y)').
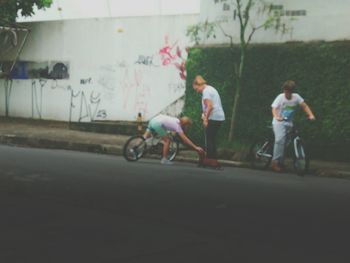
top-left (120, 69), bottom-right (145, 110)
top-left (159, 36), bottom-right (187, 80)
top-left (120, 69), bottom-right (150, 118)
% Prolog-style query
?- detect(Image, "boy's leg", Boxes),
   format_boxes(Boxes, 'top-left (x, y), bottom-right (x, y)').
top-left (272, 122), bottom-right (287, 171)
top-left (272, 122), bottom-right (287, 163)
top-left (143, 130), bottom-right (151, 139)
top-left (162, 136), bottom-right (171, 159)
top-left (148, 120), bottom-right (170, 163)
top-left (143, 119), bottom-right (155, 139)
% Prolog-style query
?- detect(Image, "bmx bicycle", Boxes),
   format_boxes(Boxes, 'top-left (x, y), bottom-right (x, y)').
top-left (123, 131), bottom-right (180, 162)
top-left (250, 120), bottom-right (310, 176)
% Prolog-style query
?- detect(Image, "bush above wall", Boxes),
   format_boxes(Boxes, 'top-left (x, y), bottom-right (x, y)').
top-left (184, 41), bottom-right (350, 161)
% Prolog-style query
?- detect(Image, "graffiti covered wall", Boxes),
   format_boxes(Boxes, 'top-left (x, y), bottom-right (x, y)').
top-left (0, 15), bottom-right (197, 122)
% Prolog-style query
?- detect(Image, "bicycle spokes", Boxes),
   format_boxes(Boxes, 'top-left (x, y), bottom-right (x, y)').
top-left (123, 136), bottom-right (146, 161)
top-left (251, 140), bottom-right (273, 169)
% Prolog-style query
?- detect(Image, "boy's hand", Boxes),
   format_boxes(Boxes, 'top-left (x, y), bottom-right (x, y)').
top-left (202, 118), bottom-right (208, 128)
top-left (308, 115), bottom-right (316, 121)
top-left (195, 146), bottom-right (205, 155)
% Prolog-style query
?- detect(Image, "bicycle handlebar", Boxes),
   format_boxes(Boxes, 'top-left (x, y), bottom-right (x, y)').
top-left (279, 117), bottom-right (315, 122)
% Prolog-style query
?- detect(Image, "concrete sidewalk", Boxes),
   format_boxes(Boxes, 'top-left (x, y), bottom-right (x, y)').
top-left (0, 117), bottom-right (349, 178)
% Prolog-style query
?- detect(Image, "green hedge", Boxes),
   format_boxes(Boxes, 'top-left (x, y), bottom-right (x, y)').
top-left (183, 42), bottom-right (350, 161)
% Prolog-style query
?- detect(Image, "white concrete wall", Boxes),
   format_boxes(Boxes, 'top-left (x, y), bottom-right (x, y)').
top-left (17, 0), bottom-right (200, 22)
top-left (199, 0), bottom-right (350, 44)
top-left (0, 15), bottom-right (198, 122)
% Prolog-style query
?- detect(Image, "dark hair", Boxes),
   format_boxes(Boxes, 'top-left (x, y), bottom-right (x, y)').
top-left (282, 80), bottom-right (296, 92)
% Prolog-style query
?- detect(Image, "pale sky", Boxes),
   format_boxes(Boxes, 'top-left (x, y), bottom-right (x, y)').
top-left (17, 0), bottom-right (201, 22)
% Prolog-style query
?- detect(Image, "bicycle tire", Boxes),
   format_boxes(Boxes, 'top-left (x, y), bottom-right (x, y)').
top-left (123, 135), bottom-right (146, 161)
top-left (167, 139), bottom-right (179, 161)
top-left (250, 139), bottom-right (273, 170)
top-left (293, 138), bottom-right (309, 176)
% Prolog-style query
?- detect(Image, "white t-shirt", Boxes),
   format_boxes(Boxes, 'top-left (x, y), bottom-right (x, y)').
top-left (271, 93), bottom-right (304, 125)
top-left (202, 85), bottom-right (225, 121)
top-left (153, 114), bottom-right (183, 133)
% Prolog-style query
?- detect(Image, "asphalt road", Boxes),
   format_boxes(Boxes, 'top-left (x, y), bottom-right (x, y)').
top-left (0, 145), bottom-right (349, 263)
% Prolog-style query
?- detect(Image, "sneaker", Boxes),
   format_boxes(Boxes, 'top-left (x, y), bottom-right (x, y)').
top-left (160, 158), bottom-right (173, 165)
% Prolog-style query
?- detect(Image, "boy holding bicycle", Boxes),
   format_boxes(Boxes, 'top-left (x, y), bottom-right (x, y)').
top-left (271, 80), bottom-right (316, 172)
top-left (143, 114), bottom-right (204, 165)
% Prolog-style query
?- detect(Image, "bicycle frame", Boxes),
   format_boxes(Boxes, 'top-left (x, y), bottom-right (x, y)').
top-left (285, 126), bottom-right (304, 156)
top-left (145, 136), bottom-right (162, 147)
top-left (256, 141), bottom-right (273, 158)
top-left (123, 130), bottom-right (180, 162)
top-left (251, 121), bottom-right (309, 174)
top-left (146, 131), bottom-right (177, 147)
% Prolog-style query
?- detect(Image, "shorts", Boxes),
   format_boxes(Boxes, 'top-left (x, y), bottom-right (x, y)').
top-left (147, 119), bottom-right (167, 137)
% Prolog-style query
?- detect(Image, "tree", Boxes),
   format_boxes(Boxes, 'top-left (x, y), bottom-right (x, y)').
top-left (0, 0), bottom-right (52, 79)
top-left (187, 0), bottom-right (292, 142)
top-left (0, 0), bottom-right (52, 22)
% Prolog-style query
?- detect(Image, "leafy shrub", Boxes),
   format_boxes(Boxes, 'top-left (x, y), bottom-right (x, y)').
top-left (184, 42), bottom-right (350, 161)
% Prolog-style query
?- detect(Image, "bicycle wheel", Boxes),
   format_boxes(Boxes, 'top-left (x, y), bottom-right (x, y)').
top-left (293, 138), bottom-right (309, 176)
top-left (250, 139), bottom-right (273, 169)
top-left (123, 136), bottom-right (146, 161)
top-left (167, 139), bottom-right (179, 161)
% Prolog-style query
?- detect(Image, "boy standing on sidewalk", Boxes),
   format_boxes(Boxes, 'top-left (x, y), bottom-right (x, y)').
top-left (271, 80), bottom-right (316, 172)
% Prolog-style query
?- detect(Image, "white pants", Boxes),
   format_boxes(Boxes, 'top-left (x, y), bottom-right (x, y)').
top-left (272, 122), bottom-right (292, 164)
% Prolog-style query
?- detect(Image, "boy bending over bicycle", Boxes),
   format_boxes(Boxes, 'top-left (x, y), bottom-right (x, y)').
top-left (143, 114), bottom-right (205, 165)
top-left (271, 80), bottom-right (316, 172)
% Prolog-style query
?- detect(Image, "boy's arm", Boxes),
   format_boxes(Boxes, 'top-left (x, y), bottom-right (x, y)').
top-left (300, 102), bottom-right (316, 120)
top-left (178, 132), bottom-right (204, 153)
top-left (272, 107), bottom-right (283, 121)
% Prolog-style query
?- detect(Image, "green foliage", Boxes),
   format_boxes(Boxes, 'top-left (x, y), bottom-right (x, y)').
top-left (186, 20), bottom-right (218, 45)
top-left (186, 0), bottom-right (294, 142)
top-left (0, 0), bottom-right (52, 22)
top-left (184, 42), bottom-right (350, 161)
top-left (184, 47), bottom-right (237, 146)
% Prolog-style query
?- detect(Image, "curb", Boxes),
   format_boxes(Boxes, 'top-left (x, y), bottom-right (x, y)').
top-left (0, 134), bottom-right (123, 155)
top-left (313, 168), bottom-right (350, 179)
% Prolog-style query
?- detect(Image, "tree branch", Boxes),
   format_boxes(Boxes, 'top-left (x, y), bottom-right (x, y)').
top-left (247, 23), bottom-right (265, 44)
top-left (236, 0), bottom-right (244, 29)
top-left (217, 23), bottom-right (234, 48)
top-left (236, 0), bottom-right (246, 45)
top-left (243, 0), bottom-right (254, 30)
